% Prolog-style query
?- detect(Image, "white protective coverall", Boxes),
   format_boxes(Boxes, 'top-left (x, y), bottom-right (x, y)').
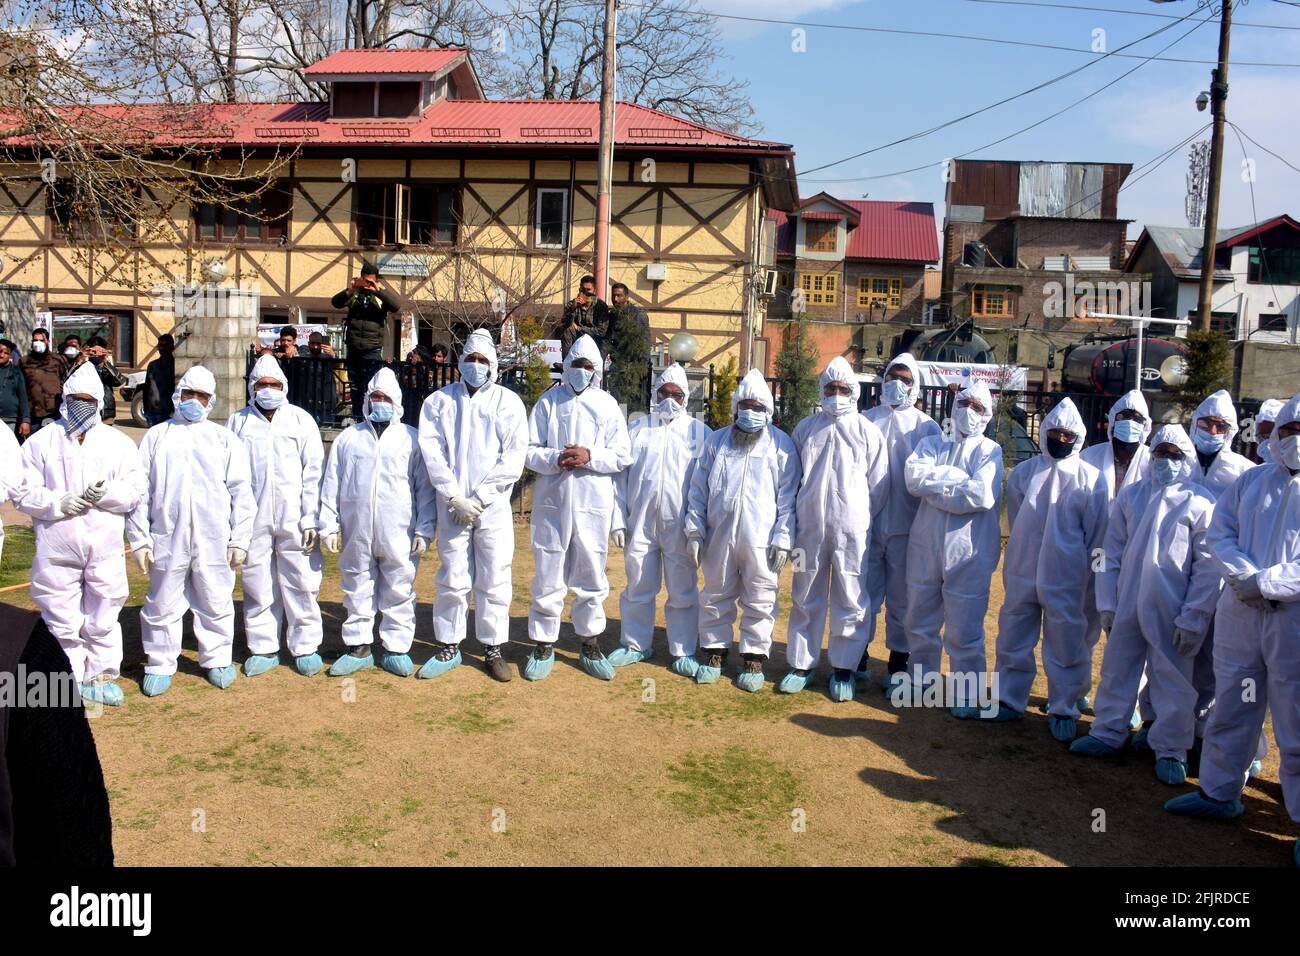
top-left (418, 329), bottom-right (528, 647)
top-left (1090, 425), bottom-right (1220, 760)
top-left (19, 363), bottom-right (145, 682)
top-left (1079, 389), bottom-right (1153, 688)
top-left (615, 363), bottom-right (712, 656)
top-left (1200, 393), bottom-right (1300, 822)
top-left (0, 422), bottom-right (23, 565)
top-left (902, 382), bottom-right (1003, 692)
top-left (685, 370), bottom-right (800, 657)
top-left (862, 353), bottom-right (942, 654)
top-left (525, 334), bottom-right (632, 643)
top-left (127, 366), bottom-right (255, 676)
top-left (319, 367), bottom-right (437, 653)
top-left (994, 398), bottom-right (1108, 718)
top-left (786, 357), bottom-right (889, 671)
top-left (1189, 390), bottom-right (1253, 497)
top-left (226, 355), bottom-right (325, 658)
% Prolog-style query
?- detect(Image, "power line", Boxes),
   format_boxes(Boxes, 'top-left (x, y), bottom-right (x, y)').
top-left (964, 0), bottom-right (1300, 31)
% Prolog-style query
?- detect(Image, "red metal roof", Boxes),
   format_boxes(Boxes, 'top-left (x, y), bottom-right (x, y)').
top-left (769, 199), bottom-right (939, 263)
top-left (302, 48), bottom-right (469, 76)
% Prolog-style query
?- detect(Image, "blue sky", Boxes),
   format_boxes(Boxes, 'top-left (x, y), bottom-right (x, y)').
top-left (703, 0), bottom-right (1300, 238)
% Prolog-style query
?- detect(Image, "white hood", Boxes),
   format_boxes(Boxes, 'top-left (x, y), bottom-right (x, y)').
top-left (1107, 389), bottom-right (1151, 443)
top-left (565, 334), bottom-right (603, 390)
top-left (883, 352), bottom-right (922, 406)
top-left (653, 362), bottom-right (690, 403)
top-left (61, 360), bottom-right (105, 414)
top-left (1149, 424), bottom-right (1196, 482)
top-left (462, 328), bottom-right (499, 381)
top-left (733, 368), bottom-right (774, 416)
top-left (1267, 393), bottom-right (1300, 464)
top-left (1039, 397), bottom-right (1086, 458)
top-left (1192, 389), bottom-right (1239, 446)
top-left (247, 353), bottom-right (288, 402)
top-left (364, 366), bottom-right (402, 420)
top-left (954, 381), bottom-right (994, 438)
top-left (173, 365), bottom-right (217, 421)
top-left (820, 356), bottom-right (860, 402)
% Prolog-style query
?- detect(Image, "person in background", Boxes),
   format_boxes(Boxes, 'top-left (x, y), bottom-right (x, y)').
top-left (332, 261), bottom-right (399, 422)
top-left (128, 366), bottom-right (255, 697)
top-left (142, 333), bottom-right (176, 427)
top-left (431, 343), bottom-right (448, 365)
top-left (73, 336), bottom-right (123, 425)
top-left (1251, 398), bottom-right (1284, 464)
top-left (559, 274), bottom-right (609, 357)
top-left (59, 335), bottom-right (82, 369)
top-left (20, 328), bottom-right (68, 430)
top-left (0, 338), bottom-right (31, 440)
top-left (307, 331), bottom-right (334, 359)
top-left (302, 331), bottom-right (340, 427)
top-left (273, 326), bottom-right (299, 361)
top-left (603, 282), bottom-right (650, 410)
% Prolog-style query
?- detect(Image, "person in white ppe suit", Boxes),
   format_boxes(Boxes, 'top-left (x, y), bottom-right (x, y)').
top-left (18, 362), bottom-right (144, 706)
top-left (524, 334), bottom-right (631, 681)
top-left (901, 381), bottom-right (1003, 718)
top-left (988, 398), bottom-right (1107, 740)
top-left (609, 363), bottom-right (711, 677)
top-left (320, 367), bottom-right (437, 678)
top-left (1189, 389), bottom-right (1252, 497)
top-left (128, 365), bottom-right (255, 697)
top-left (780, 357), bottom-right (888, 701)
top-left (417, 329), bottom-right (527, 683)
top-left (0, 423), bottom-right (23, 566)
top-left (1165, 393), bottom-right (1300, 869)
top-left (685, 369), bottom-right (799, 691)
top-left (860, 352), bottom-right (941, 685)
top-left (1079, 389), bottom-right (1152, 712)
top-left (1070, 426), bottom-right (1220, 784)
top-left (1251, 398), bottom-right (1284, 464)
top-left (227, 354), bottom-right (326, 678)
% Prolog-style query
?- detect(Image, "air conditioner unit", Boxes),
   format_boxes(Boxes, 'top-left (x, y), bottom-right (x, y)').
top-left (759, 269), bottom-right (779, 298)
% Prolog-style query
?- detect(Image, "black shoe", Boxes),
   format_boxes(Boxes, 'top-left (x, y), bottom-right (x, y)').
top-left (581, 639), bottom-right (606, 661)
top-left (741, 653), bottom-right (765, 675)
top-left (483, 645), bottom-right (512, 683)
top-left (698, 647), bottom-right (728, 669)
top-left (533, 643), bottom-right (554, 660)
top-left (887, 650), bottom-right (910, 675)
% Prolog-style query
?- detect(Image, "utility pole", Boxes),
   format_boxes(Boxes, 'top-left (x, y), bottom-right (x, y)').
top-left (594, 0), bottom-right (617, 297)
top-left (1195, 0), bottom-right (1231, 333)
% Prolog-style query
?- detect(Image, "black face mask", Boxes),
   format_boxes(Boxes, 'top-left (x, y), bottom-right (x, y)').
top-left (1046, 436), bottom-right (1076, 460)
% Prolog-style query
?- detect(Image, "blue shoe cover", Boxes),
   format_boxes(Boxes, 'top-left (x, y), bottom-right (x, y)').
top-left (328, 652), bottom-right (374, 677)
top-left (243, 654), bottom-right (280, 677)
top-left (1130, 708), bottom-right (1142, 731)
top-left (294, 653), bottom-right (323, 677)
top-left (608, 646), bottom-right (652, 668)
top-left (1076, 695), bottom-right (1091, 713)
top-left (1048, 715), bottom-right (1077, 742)
top-left (380, 653), bottom-right (414, 677)
top-left (980, 702), bottom-right (1023, 722)
top-left (417, 648), bottom-right (462, 679)
top-left (828, 673), bottom-right (854, 703)
top-left (735, 671), bottom-right (764, 693)
top-left (670, 654), bottom-right (699, 679)
top-left (1156, 758), bottom-right (1189, 785)
top-left (522, 649), bottom-right (555, 682)
top-left (695, 662), bottom-right (722, 684)
top-left (776, 669), bottom-right (812, 694)
top-left (1248, 759), bottom-right (1263, 779)
top-left (141, 673), bottom-right (172, 697)
top-left (1133, 724), bottom-right (1152, 752)
top-left (579, 649), bottom-right (615, 682)
top-left (1164, 791), bottom-right (1244, 819)
top-left (950, 705), bottom-right (981, 719)
top-left (80, 681), bottom-right (124, 707)
top-left (206, 665), bottom-right (237, 689)
top-left (1069, 735), bottom-right (1120, 758)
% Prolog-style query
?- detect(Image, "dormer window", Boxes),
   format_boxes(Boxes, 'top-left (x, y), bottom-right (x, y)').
top-left (804, 218), bottom-right (837, 253)
top-left (302, 48), bottom-right (486, 120)
top-left (332, 81), bottom-right (422, 118)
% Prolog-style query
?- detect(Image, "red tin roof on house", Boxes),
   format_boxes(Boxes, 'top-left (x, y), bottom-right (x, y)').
top-left (302, 48), bottom-right (470, 76)
top-left (768, 198), bottom-right (939, 263)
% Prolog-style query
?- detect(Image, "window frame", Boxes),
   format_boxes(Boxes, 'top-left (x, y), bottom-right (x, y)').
top-left (971, 284), bottom-right (1018, 318)
top-left (799, 271), bottom-right (838, 306)
top-left (356, 181), bottom-right (459, 248)
top-left (48, 184), bottom-right (137, 242)
top-left (803, 218), bottom-right (838, 254)
top-left (535, 187), bottom-right (570, 250)
top-left (857, 275), bottom-right (903, 309)
top-left (193, 182), bottom-right (291, 244)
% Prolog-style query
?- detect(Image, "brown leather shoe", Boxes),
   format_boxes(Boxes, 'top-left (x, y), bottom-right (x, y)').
top-left (483, 645), bottom-right (512, 683)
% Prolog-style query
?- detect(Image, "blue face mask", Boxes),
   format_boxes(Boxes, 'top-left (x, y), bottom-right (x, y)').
top-left (368, 400), bottom-right (395, 423)
top-left (460, 361), bottom-right (491, 388)
top-left (882, 378), bottom-right (911, 407)
top-left (1192, 426), bottom-right (1226, 454)
top-left (736, 408), bottom-right (767, 432)
top-left (1112, 418), bottom-right (1145, 444)
top-left (178, 398), bottom-right (207, 422)
top-left (565, 366), bottom-right (594, 393)
top-left (1152, 457), bottom-right (1184, 485)
top-left (1259, 441), bottom-right (1273, 464)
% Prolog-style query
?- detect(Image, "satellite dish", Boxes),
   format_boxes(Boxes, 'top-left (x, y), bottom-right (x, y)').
top-left (667, 332), bottom-right (699, 363)
top-left (1159, 354), bottom-right (1188, 387)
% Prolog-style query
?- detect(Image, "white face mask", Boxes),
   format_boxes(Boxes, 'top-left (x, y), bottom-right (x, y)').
top-left (822, 394), bottom-right (856, 418)
top-left (655, 397), bottom-right (684, 420)
top-left (32, 341), bottom-right (47, 354)
top-left (64, 346), bottom-right (79, 358)
top-left (955, 407), bottom-right (982, 437)
top-left (881, 377), bottom-right (911, 408)
top-left (255, 387), bottom-right (285, 410)
top-left (565, 366), bottom-right (594, 393)
top-left (1279, 434), bottom-right (1300, 470)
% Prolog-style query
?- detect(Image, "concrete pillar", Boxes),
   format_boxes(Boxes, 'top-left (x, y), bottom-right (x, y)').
top-left (171, 285), bottom-right (260, 423)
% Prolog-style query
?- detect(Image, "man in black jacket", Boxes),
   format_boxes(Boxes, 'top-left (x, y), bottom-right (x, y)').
top-left (559, 274), bottom-right (610, 357)
top-left (332, 261), bottom-right (399, 421)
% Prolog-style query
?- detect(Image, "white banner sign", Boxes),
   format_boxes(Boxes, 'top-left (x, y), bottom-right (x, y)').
top-left (257, 323), bottom-right (326, 348)
top-left (918, 361), bottom-right (1028, 392)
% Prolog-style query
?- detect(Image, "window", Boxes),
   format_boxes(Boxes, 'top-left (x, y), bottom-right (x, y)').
top-left (799, 271), bottom-right (838, 306)
top-left (377, 82), bottom-right (421, 118)
top-left (194, 183), bottom-right (290, 243)
top-left (356, 183), bottom-right (458, 246)
top-left (1247, 246), bottom-right (1300, 285)
top-left (536, 188), bottom-right (569, 248)
top-left (804, 219), bottom-right (837, 253)
top-left (858, 275), bottom-right (903, 309)
top-left (48, 184), bottom-right (134, 241)
top-left (1258, 313), bottom-right (1289, 333)
top-left (1210, 312), bottom-right (1237, 337)
top-left (971, 284), bottom-right (1018, 318)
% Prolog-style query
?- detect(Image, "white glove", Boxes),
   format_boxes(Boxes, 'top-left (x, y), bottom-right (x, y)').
top-left (688, 538), bottom-right (702, 568)
top-left (611, 529), bottom-right (625, 549)
top-left (323, 532), bottom-right (341, 554)
top-left (133, 547), bottom-right (153, 574)
top-left (767, 546), bottom-right (789, 574)
top-left (1230, 572), bottom-right (1273, 612)
top-left (449, 495), bottom-right (484, 525)
top-left (227, 546), bottom-right (248, 569)
top-left (82, 480), bottom-right (108, 504)
top-left (410, 534), bottom-right (428, 557)
top-left (59, 493), bottom-right (90, 517)
top-left (302, 528), bottom-right (317, 552)
top-left (1173, 626), bottom-right (1205, 657)
top-left (1099, 610), bottom-right (1115, 633)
